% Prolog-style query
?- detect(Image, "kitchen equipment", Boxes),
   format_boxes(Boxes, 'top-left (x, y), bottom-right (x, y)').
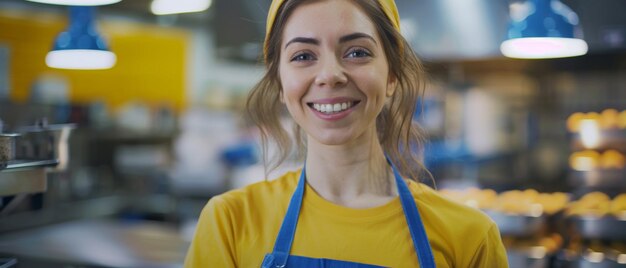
top-left (0, 133), bottom-right (19, 169)
top-left (1, 119), bottom-right (75, 197)
top-left (15, 121), bottom-right (75, 171)
top-left (0, 258), bottom-right (17, 268)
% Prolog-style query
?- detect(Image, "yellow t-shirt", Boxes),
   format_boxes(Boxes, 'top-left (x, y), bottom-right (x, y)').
top-left (184, 170), bottom-right (508, 267)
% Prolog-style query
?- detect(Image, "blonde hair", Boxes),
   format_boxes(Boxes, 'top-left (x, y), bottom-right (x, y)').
top-left (246, 0), bottom-right (431, 182)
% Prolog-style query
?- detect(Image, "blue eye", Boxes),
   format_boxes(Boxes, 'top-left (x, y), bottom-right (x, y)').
top-left (346, 48), bottom-right (371, 58)
top-left (291, 52), bottom-right (315, 62)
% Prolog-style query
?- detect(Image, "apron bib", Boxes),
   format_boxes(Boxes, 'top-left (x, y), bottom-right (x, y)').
top-left (261, 160), bottom-right (436, 268)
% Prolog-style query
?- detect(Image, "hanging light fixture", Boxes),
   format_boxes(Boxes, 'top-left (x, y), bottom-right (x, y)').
top-left (26, 0), bottom-right (121, 6)
top-left (150, 0), bottom-right (212, 15)
top-left (500, 0), bottom-right (588, 59)
top-left (45, 6), bottom-right (116, 70)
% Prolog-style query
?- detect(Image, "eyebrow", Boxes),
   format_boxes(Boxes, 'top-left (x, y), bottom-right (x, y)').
top-left (284, 37), bottom-right (319, 49)
top-left (339, 32), bottom-right (377, 44)
top-left (284, 32), bottom-right (377, 49)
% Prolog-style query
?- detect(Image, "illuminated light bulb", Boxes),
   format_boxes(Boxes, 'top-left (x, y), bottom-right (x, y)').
top-left (579, 119), bottom-right (601, 149)
top-left (585, 252), bottom-right (604, 263)
top-left (529, 246), bottom-right (546, 259)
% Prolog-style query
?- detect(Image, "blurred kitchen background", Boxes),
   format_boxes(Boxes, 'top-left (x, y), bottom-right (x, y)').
top-left (0, 0), bottom-right (625, 267)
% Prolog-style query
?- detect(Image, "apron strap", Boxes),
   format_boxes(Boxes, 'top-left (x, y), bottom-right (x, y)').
top-left (269, 168), bottom-right (307, 267)
top-left (391, 161), bottom-right (436, 268)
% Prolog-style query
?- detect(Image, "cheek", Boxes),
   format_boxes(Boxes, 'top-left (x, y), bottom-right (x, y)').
top-left (278, 68), bottom-right (293, 100)
top-left (280, 79), bottom-right (299, 103)
top-left (280, 71), bottom-right (307, 102)
top-left (362, 68), bottom-right (389, 96)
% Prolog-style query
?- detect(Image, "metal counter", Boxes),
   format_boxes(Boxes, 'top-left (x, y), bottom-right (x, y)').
top-left (0, 219), bottom-right (189, 268)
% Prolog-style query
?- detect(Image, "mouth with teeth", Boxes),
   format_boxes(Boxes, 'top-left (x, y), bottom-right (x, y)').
top-left (307, 101), bottom-right (360, 114)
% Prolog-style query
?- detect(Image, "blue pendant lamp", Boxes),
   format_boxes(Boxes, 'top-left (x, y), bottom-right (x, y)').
top-left (45, 6), bottom-right (116, 70)
top-left (500, 0), bottom-right (588, 59)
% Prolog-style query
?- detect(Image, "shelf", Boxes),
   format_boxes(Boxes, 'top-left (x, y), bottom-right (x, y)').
top-left (568, 170), bottom-right (626, 188)
top-left (1, 159), bottom-right (58, 171)
top-left (570, 129), bottom-right (626, 152)
top-left (569, 216), bottom-right (626, 241)
top-left (85, 129), bottom-right (178, 143)
top-left (485, 210), bottom-right (546, 237)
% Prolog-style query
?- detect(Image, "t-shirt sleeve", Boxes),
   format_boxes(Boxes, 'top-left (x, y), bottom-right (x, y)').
top-left (467, 223), bottom-right (509, 268)
top-left (184, 196), bottom-right (238, 267)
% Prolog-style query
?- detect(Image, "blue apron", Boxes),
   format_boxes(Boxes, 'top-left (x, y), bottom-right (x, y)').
top-left (261, 161), bottom-right (436, 268)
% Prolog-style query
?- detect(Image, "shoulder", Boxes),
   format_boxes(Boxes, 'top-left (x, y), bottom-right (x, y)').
top-left (406, 181), bottom-right (507, 265)
top-left (407, 181), bottom-right (498, 246)
top-left (408, 181), bottom-right (496, 230)
top-left (207, 169), bottom-right (301, 214)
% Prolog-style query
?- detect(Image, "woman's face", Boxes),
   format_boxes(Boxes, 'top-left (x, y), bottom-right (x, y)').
top-left (279, 0), bottom-right (395, 147)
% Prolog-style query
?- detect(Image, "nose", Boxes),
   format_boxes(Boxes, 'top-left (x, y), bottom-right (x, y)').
top-left (314, 56), bottom-right (348, 88)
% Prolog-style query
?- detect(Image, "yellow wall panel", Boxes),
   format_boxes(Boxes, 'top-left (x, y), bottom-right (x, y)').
top-left (0, 9), bottom-right (188, 112)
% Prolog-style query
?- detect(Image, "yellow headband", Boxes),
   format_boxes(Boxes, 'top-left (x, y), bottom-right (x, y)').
top-left (264, 0), bottom-right (400, 60)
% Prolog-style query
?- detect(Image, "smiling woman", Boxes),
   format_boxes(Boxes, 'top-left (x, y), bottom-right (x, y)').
top-left (184, 0), bottom-right (509, 267)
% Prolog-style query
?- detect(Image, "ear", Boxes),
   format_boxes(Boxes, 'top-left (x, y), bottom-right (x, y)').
top-left (386, 74), bottom-right (397, 97)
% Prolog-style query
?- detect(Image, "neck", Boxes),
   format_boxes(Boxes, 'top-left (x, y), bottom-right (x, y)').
top-left (304, 128), bottom-right (397, 208)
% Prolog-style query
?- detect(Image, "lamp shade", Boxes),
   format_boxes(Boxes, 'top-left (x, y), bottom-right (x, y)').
top-left (26, 0), bottom-right (121, 6)
top-left (150, 0), bottom-right (212, 15)
top-left (501, 0), bottom-right (588, 59)
top-left (46, 6), bottom-right (116, 70)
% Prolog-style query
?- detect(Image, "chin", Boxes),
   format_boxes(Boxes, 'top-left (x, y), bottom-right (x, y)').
top-left (309, 130), bottom-right (359, 146)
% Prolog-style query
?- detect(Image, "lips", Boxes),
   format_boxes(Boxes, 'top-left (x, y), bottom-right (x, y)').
top-left (308, 101), bottom-right (359, 114)
top-left (306, 96), bottom-right (360, 113)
